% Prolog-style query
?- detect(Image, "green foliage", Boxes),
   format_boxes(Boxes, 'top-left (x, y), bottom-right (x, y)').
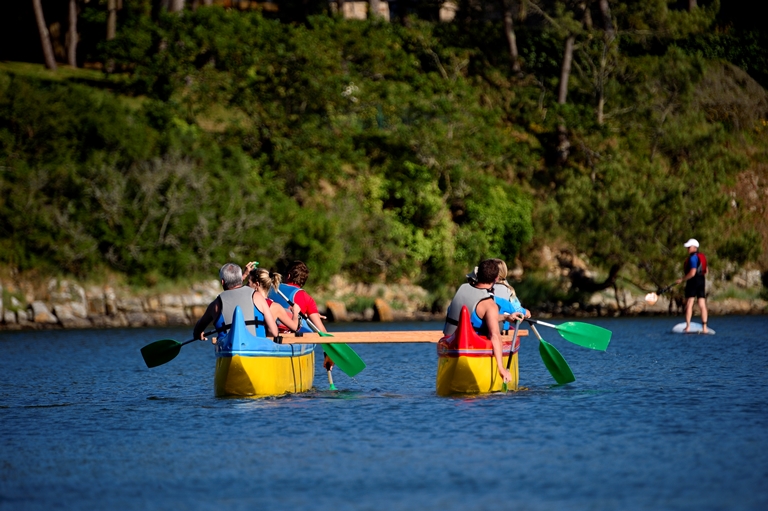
top-left (2, 1), bottom-right (767, 298)
top-left (718, 231), bottom-right (762, 266)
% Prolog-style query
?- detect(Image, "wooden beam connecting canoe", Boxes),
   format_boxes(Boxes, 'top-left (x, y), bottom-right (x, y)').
top-left (277, 330), bottom-right (528, 344)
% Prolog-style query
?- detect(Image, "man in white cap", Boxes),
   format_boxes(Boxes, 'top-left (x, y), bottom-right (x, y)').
top-left (676, 239), bottom-right (709, 333)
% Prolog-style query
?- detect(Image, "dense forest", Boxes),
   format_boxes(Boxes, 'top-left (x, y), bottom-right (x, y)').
top-left (1, 0), bottom-right (767, 306)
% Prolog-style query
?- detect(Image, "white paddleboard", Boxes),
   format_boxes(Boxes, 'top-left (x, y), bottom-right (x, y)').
top-left (672, 322), bottom-right (715, 335)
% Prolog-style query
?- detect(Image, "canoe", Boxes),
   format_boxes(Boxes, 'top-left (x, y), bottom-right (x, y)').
top-left (214, 306), bottom-right (315, 397)
top-left (436, 306), bottom-right (521, 396)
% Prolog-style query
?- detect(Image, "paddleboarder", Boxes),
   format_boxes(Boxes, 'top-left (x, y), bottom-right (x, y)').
top-left (676, 239), bottom-right (709, 333)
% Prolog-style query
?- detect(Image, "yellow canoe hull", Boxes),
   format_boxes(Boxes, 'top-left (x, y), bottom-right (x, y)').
top-left (214, 351), bottom-right (315, 398)
top-left (436, 352), bottom-right (519, 396)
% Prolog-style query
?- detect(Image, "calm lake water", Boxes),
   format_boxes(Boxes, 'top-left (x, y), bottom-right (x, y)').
top-left (1, 315), bottom-right (767, 511)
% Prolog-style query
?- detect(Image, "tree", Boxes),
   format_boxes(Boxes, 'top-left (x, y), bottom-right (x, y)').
top-left (369, 0), bottom-right (381, 18)
top-left (32, 0), bottom-right (57, 70)
top-left (107, 0), bottom-right (119, 41)
top-left (501, 0), bottom-right (522, 73)
top-left (67, 0), bottom-right (78, 67)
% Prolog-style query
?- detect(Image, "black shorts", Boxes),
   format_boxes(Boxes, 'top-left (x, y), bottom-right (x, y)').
top-left (685, 276), bottom-right (706, 299)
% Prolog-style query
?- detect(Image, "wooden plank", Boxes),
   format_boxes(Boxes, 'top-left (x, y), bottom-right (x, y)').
top-left (277, 330), bottom-right (528, 344)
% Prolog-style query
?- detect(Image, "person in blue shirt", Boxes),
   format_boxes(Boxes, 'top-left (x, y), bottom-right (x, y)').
top-left (676, 238), bottom-right (709, 333)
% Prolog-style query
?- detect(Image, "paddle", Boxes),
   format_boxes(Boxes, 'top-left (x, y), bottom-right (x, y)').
top-left (274, 288), bottom-right (366, 380)
top-left (501, 319), bottom-right (522, 393)
top-left (141, 330), bottom-right (215, 368)
top-left (644, 283), bottom-right (677, 305)
top-left (528, 322), bottom-right (576, 385)
top-left (526, 318), bottom-right (611, 351)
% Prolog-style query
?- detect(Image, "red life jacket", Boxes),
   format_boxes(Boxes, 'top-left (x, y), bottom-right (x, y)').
top-left (684, 252), bottom-right (707, 275)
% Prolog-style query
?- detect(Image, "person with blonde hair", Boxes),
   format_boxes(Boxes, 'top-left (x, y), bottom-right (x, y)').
top-left (246, 267), bottom-right (303, 332)
top-left (491, 258), bottom-right (530, 319)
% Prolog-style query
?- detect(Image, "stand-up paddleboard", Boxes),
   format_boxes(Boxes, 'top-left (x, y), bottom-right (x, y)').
top-left (672, 322), bottom-right (715, 335)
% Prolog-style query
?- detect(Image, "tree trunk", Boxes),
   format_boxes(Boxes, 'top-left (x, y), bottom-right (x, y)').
top-left (579, 1), bottom-right (592, 30)
top-left (67, 0), bottom-right (78, 67)
top-left (203, 0), bottom-right (212, 4)
top-left (688, 0), bottom-right (697, 11)
top-left (502, 0), bottom-right (521, 73)
top-left (107, 0), bottom-right (117, 40)
top-left (369, 0), bottom-right (381, 18)
top-left (32, 0), bottom-right (57, 70)
top-left (598, 0), bottom-right (614, 39)
top-left (169, 0), bottom-right (185, 12)
top-left (557, 35), bottom-right (575, 105)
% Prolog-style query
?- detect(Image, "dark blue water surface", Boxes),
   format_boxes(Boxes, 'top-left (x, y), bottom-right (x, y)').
top-left (2, 315), bottom-right (767, 511)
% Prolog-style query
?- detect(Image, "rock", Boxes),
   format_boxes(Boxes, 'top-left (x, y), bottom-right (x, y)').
top-left (325, 301), bottom-right (348, 322)
top-left (588, 293), bottom-right (605, 306)
top-left (165, 308), bottom-right (187, 326)
top-left (16, 308), bottom-right (28, 322)
top-left (118, 297), bottom-right (144, 313)
top-left (189, 305), bottom-right (207, 321)
top-left (363, 307), bottom-right (374, 321)
top-left (10, 296), bottom-right (22, 309)
top-left (183, 293), bottom-right (207, 307)
top-left (150, 312), bottom-right (168, 326)
top-left (86, 287), bottom-right (106, 315)
top-left (30, 301), bottom-right (58, 324)
top-left (160, 294), bottom-right (184, 308)
top-left (146, 296), bottom-right (161, 312)
top-left (53, 302), bottom-right (88, 321)
top-left (90, 314), bottom-right (128, 328)
top-left (53, 304), bottom-right (76, 322)
top-left (0, 282), bottom-right (3, 316)
top-left (59, 316), bottom-right (92, 329)
top-left (126, 312), bottom-right (153, 327)
top-left (48, 279), bottom-right (86, 307)
top-left (104, 287), bottom-right (118, 315)
top-left (4, 310), bottom-right (16, 324)
top-left (373, 298), bottom-right (394, 322)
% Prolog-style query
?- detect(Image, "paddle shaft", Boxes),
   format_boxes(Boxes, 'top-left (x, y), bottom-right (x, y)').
top-left (181, 330), bottom-right (217, 347)
top-left (527, 318), bottom-right (556, 329)
top-left (505, 320), bottom-right (521, 370)
top-left (274, 287), bottom-right (326, 335)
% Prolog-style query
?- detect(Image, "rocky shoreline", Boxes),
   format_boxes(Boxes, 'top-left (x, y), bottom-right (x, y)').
top-left (1, 275), bottom-right (765, 332)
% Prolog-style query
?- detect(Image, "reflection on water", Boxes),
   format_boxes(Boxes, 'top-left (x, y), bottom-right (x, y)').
top-left (1, 316), bottom-right (767, 510)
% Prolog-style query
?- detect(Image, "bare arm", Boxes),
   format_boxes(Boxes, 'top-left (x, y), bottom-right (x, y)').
top-left (677, 268), bottom-right (697, 284)
top-left (253, 292), bottom-right (279, 337)
top-left (477, 299), bottom-right (511, 382)
top-left (270, 302), bottom-right (302, 332)
top-left (308, 312), bottom-right (327, 333)
top-left (193, 298), bottom-right (220, 340)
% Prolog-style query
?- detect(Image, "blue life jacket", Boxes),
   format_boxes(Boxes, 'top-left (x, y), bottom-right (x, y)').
top-left (495, 296), bottom-right (526, 331)
top-left (268, 283), bottom-right (314, 333)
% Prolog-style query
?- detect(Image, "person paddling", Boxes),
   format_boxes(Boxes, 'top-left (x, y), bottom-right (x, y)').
top-left (193, 263), bottom-right (279, 344)
top-left (246, 268), bottom-right (303, 332)
top-left (676, 238), bottom-right (709, 333)
top-left (444, 259), bottom-right (524, 384)
top-left (268, 260), bottom-right (333, 371)
top-left (467, 259), bottom-right (530, 332)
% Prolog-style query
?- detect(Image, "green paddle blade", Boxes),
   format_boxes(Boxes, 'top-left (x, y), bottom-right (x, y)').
top-left (141, 339), bottom-right (183, 368)
top-left (323, 342), bottom-right (366, 377)
top-left (539, 339), bottom-right (576, 385)
top-left (557, 322), bottom-right (612, 351)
